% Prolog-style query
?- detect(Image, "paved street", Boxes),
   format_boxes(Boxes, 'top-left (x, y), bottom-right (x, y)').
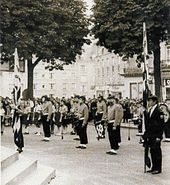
top-left (1, 124), bottom-right (170, 185)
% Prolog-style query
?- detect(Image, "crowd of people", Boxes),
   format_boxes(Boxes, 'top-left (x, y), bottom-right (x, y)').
top-left (1, 94), bottom-right (170, 174)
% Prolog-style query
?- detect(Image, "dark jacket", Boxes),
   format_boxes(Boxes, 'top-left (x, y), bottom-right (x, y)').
top-left (144, 105), bottom-right (164, 139)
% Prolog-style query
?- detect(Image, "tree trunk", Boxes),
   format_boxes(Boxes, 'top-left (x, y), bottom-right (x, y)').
top-left (27, 59), bottom-right (34, 100)
top-left (153, 39), bottom-right (161, 99)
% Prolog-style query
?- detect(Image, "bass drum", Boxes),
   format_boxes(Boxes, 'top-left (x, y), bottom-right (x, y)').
top-left (159, 103), bottom-right (170, 123)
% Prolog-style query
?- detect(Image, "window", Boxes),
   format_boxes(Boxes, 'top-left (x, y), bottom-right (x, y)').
top-left (49, 94), bottom-right (54, 97)
top-left (71, 72), bottom-right (75, 78)
top-left (34, 72), bottom-right (38, 78)
top-left (42, 74), bottom-right (45, 78)
top-left (9, 73), bottom-right (13, 78)
top-left (33, 83), bottom-right (37, 90)
top-left (81, 85), bottom-right (85, 93)
top-left (102, 48), bottom-right (104, 54)
top-left (50, 83), bottom-right (55, 89)
top-left (167, 46), bottom-right (170, 63)
top-left (102, 67), bottom-right (104, 77)
top-left (42, 85), bottom-right (45, 88)
top-left (72, 83), bottom-right (76, 89)
top-left (97, 68), bottom-right (100, 76)
top-left (118, 64), bottom-right (120, 72)
top-left (107, 67), bottom-right (109, 76)
top-left (50, 73), bottom-right (53, 79)
top-left (63, 83), bottom-right (67, 90)
top-left (9, 84), bottom-right (13, 91)
top-left (112, 66), bottom-right (114, 73)
top-left (80, 65), bottom-right (85, 72)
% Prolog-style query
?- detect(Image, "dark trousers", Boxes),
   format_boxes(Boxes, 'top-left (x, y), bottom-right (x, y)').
top-left (22, 114), bottom-right (29, 129)
top-left (78, 121), bottom-right (88, 144)
top-left (41, 115), bottom-right (51, 138)
top-left (107, 124), bottom-right (119, 150)
top-left (164, 120), bottom-right (170, 138)
top-left (117, 125), bottom-right (121, 143)
top-left (14, 117), bottom-right (24, 148)
top-left (50, 113), bottom-right (54, 133)
top-left (33, 112), bottom-right (41, 128)
top-left (150, 139), bottom-right (162, 172)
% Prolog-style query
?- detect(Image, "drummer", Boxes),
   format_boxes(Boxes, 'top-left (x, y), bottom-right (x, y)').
top-left (95, 96), bottom-right (107, 123)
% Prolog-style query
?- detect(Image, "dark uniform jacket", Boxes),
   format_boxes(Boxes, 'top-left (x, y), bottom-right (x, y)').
top-left (144, 105), bottom-right (164, 139)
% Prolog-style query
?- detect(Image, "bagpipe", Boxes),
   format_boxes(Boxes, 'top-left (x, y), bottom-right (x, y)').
top-left (94, 113), bottom-right (105, 140)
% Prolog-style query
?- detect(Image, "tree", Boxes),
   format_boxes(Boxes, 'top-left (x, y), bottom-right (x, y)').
top-left (91, 0), bottom-right (170, 98)
top-left (1, 0), bottom-right (90, 99)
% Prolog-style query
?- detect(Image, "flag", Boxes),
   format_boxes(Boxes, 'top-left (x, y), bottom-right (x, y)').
top-left (12, 48), bottom-right (22, 132)
top-left (142, 23), bottom-right (151, 171)
top-left (12, 48), bottom-right (21, 106)
top-left (142, 22), bottom-right (151, 108)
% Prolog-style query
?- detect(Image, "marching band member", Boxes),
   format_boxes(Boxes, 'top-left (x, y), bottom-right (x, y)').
top-left (163, 98), bottom-right (170, 142)
top-left (106, 96), bottom-right (123, 155)
top-left (23, 100), bottom-right (31, 134)
top-left (41, 96), bottom-right (52, 141)
top-left (90, 95), bottom-right (97, 121)
top-left (58, 100), bottom-right (68, 136)
top-left (33, 99), bottom-right (42, 136)
top-left (75, 96), bottom-right (89, 149)
top-left (53, 100), bottom-right (61, 135)
top-left (0, 97), bottom-right (5, 135)
top-left (50, 100), bottom-right (56, 134)
top-left (70, 99), bottom-right (78, 135)
top-left (72, 96), bottom-right (81, 140)
top-left (96, 96), bottom-right (107, 121)
top-left (94, 96), bottom-right (107, 139)
top-left (12, 100), bottom-right (25, 153)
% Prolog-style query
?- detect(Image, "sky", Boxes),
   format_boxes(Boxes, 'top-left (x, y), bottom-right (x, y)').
top-left (83, 0), bottom-right (94, 16)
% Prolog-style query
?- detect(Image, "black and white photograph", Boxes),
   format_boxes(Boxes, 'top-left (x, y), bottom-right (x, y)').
top-left (1, 0), bottom-right (170, 184)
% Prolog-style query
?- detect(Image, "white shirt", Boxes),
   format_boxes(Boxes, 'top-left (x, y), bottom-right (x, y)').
top-left (149, 104), bottom-right (157, 117)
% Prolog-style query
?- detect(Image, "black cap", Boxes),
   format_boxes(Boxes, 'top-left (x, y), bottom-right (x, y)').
top-left (148, 95), bottom-right (158, 102)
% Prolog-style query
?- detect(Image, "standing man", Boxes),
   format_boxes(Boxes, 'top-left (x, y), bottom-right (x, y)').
top-left (41, 96), bottom-right (52, 142)
top-left (106, 96), bottom-right (123, 155)
top-left (90, 95), bottom-right (97, 121)
top-left (163, 98), bottom-right (170, 142)
top-left (96, 96), bottom-right (107, 121)
top-left (76, 96), bottom-right (89, 149)
top-left (95, 96), bottom-right (107, 139)
top-left (143, 95), bottom-right (164, 174)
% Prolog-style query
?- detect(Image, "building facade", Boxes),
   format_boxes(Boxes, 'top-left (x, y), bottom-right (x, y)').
top-left (33, 44), bottom-right (96, 98)
top-left (161, 42), bottom-right (170, 99)
top-left (1, 42), bottom-right (169, 100)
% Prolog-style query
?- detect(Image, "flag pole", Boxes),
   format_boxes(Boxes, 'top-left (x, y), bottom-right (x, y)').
top-left (143, 22), bottom-right (149, 173)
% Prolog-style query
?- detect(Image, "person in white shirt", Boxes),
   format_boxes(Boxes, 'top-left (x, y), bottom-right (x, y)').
top-left (33, 99), bottom-right (42, 136)
top-left (0, 98), bottom-right (5, 134)
top-left (41, 96), bottom-right (52, 141)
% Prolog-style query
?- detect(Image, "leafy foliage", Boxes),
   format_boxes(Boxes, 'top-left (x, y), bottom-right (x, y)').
top-left (91, 0), bottom-right (170, 97)
top-left (1, 0), bottom-right (90, 68)
top-left (91, 0), bottom-right (169, 58)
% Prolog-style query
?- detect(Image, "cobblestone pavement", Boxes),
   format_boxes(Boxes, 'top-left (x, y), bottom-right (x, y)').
top-left (1, 123), bottom-right (170, 185)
